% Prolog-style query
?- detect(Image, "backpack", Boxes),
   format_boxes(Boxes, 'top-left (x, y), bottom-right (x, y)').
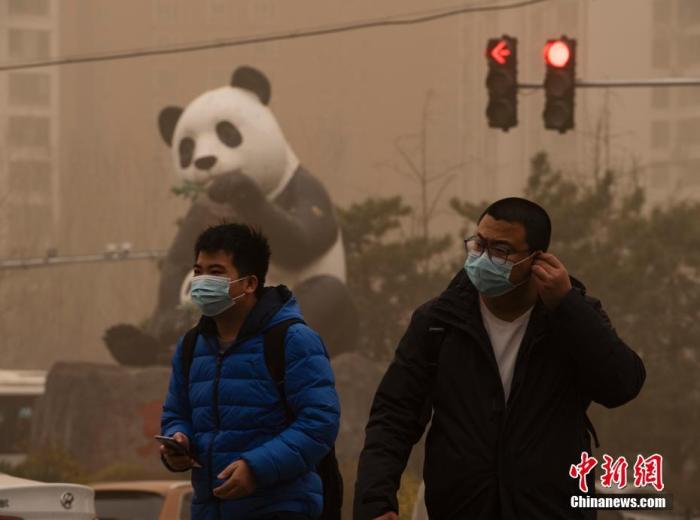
top-left (180, 318), bottom-right (343, 520)
top-left (425, 323), bottom-right (600, 448)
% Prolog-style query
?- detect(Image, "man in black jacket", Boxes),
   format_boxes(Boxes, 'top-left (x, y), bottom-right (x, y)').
top-left (353, 197), bottom-right (645, 520)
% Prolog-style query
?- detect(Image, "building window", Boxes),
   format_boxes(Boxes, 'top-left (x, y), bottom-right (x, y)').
top-left (153, 0), bottom-right (178, 23)
top-left (677, 34), bottom-right (700, 68)
top-left (651, 88), bottom-right (670, 109)
top-left (650, 162), bottom-right (671, 190)
top-left (653, 0), bottom-right (671, 24)
top-left (651, 121), bottom-right (670, 149)
top-left (677, 117), bottom-right (700, 146)
top-left (8, 29), bottom-right (50, 59)
top-left (207, 0), bottom-right (229, 21)
top-left (8, 116), bottom-right (50, 148)
top-left (8, 73), bottom-right (50, 106)
top-left (8, 0), bottom-right (49, 16)
top-left (680, 159), bottom-right (700, 187)
top-left (248, 0), bottom-right (276, 20)
top-left (678, 87), bottom-right (700, 107)
top-left (678, 1), bottom-right (700, 28)
top-left (7, 203), bottom-right (52, 247)
top-left (8, 161), bottom-right (51, 193)
top-left (651, 36), bottom-right (671, 69)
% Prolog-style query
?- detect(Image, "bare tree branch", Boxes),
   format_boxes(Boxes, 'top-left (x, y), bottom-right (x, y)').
top-left (427, 174), bottom-right (456, 220)
top-left (375, 159), bottom-right (414, 181)
top-left (427, 161), bottom-right (467, 183)
top-left (394, 141), bottom-right (423, 182)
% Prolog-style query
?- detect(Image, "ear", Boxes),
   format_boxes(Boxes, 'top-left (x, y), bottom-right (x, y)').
top-left (158, 106), bottom-right (183, 146)
top-left (242, 274), bottom-right (259, 295)
top-left (231, 66), bottom-right (271, 105)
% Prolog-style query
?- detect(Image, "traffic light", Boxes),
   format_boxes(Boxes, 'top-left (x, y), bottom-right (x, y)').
top-left (486, 35), bottom-right (518, 131)
top-left (543, 36), bottom-right (576, 133)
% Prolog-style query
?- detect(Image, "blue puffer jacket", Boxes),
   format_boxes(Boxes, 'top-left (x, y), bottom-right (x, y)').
top-left (161, 285), bottom-right (340, 519)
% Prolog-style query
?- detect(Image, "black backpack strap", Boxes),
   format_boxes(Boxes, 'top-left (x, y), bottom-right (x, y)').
top-left (418, 323), bottom-right (449, 426)
top-left (427, 324), bottom-right (448, 368)
top-left (180, 326), bottom-right (199, 385)
top-left (263, 317), bottom-right (306, 420)
top-left (317, 445), bottom-right (343, 520)
top-left (264, 317), bottom-right (342, 520)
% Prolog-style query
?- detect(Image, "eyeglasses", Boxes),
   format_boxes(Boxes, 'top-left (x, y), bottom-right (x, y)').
top-left (464, 235), bottom-right (531, 266)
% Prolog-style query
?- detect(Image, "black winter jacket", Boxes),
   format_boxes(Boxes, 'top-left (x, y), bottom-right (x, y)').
top-left (354, 270), bottom-right (646, 520)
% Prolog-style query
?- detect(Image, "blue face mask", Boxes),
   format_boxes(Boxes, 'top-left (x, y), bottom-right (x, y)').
top-left (190, 275), bottom-right (248, 317)
top-left (464, 252), bottom-right (534, 297)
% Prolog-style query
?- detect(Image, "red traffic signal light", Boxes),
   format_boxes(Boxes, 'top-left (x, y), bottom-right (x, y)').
top-left (543, 36), bottom-right (576, 133)
top-left (489, 40), bottom-right (512, 65)
top-left (543, 40), bottom-right (572, 68)
top-left (485, 35), bottom-right (518, 131)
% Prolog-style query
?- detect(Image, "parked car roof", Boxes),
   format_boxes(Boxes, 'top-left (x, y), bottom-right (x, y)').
top-left (91, 480), bottom-right (193, 520)
top-left (0, 472), bottom-right (96, 518)
top-left (0, 473), bottom-right (40, 486)
top-left (91, 480), bottom-right (191, 495)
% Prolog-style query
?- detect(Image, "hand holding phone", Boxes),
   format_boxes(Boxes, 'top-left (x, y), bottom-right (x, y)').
top-left (155, 435), bottom-right (189, 455)
top-left (155, 433), bottom-right (202, 469)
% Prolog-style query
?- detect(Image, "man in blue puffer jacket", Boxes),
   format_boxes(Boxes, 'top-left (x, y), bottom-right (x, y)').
top-left (160, 223), bottom-right (340, 520)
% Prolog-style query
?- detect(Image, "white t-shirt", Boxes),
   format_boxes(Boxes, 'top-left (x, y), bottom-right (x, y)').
top-left (479, 299), bottom-right (534, 401)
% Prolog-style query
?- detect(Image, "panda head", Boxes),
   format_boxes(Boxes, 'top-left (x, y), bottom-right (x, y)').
top-left (158, 66), bottom-right (298, 195)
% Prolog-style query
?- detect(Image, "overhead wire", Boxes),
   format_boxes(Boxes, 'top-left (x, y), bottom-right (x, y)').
top-left (0, 0), bottom-right (549, 72)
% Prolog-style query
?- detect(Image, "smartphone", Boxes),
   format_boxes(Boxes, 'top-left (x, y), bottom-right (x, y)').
top-left (154, 435), bottom-right (203, 467)
top-left (154, 435), bottom-right (190, 456)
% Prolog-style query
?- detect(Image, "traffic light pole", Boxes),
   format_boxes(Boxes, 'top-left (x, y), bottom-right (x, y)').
top-left (519, 78), bottom-right (700, 89)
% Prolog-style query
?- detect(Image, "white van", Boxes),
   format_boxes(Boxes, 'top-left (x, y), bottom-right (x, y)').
top-left (0, 370), bottom-right (46, 466)
top-left (0, 473), bottom-right (95, 519)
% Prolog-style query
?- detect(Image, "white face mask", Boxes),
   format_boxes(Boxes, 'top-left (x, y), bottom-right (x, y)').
top-left (189, 275), bottom-right (247, 316)
top-left (464, 251), bottom-right (536, 297)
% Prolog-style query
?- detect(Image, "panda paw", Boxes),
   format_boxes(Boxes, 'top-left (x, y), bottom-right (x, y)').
top-left (207, 171), bottom-right (265, 210)
top-left (103, 324), bottom-right (162, 366)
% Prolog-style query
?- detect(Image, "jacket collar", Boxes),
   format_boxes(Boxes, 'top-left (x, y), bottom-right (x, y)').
top-left (429, 269), bottom-right (588, 403)
top-left (428, 270), bottom-right (553, 363)
top-left (427, 270), bottom-right (499, 377)
top-left (196, 284), bottom-right (293, 341)
top-left (429, 269), bottom-right (587, 334)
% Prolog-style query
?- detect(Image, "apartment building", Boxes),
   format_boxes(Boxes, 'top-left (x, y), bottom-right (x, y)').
top-left (0, 0), bottom-right (59, 257)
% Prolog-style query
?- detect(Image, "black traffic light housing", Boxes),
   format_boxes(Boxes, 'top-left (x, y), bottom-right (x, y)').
top-left (543, 36), bottom-right (576, 133)
top-left (486, 35), bottom-right (518, 131)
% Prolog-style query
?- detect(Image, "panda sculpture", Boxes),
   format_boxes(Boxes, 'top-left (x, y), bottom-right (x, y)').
top-left (104, 66), bottom-right (357, 365)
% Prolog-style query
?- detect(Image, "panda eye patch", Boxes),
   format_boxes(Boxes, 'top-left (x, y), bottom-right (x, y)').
top-left (179, 137), bottom-right (195, 168)
top-left (216, 121), bottom-right (243, 148)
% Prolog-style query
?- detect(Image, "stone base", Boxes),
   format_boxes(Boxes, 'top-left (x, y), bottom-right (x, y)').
top-left (29, 353), bottom-right (403, 517)
top-left (30, 362), bottom-right (171, 475)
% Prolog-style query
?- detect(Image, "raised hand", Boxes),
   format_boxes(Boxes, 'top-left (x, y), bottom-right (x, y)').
top-left (531, 252), bottom-right (573, 310)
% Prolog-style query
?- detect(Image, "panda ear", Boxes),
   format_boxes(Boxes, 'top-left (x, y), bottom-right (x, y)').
top-left (158, 106), bottom-right (183, 146)
top-left (231, 66), bottom-right (271, 105)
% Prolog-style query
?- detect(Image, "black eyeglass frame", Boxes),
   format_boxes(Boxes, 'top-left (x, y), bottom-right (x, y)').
top-left (464, 235), bottom-right (533, 266)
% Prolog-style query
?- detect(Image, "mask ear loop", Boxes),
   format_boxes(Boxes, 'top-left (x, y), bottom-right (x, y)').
top-left (228, 275), bottom-right (251, 301)
top-left (228, 275), bottom-right (249, 285)
top-left (512, 250), bottom-right (540, 267)
top-left (230, 292), bottom-right (247, 303)
top-left (511, 250), bottom-right (541, 288)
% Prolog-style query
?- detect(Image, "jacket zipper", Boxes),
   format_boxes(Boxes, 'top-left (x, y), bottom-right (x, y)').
top-left (206, 334), bottom-right (253, 519)
top-left (207, 351), bottom-right (223, 520)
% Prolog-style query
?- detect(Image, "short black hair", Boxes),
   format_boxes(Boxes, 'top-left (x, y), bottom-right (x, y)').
top-left (478, 197), bottom-right (551, 252)
top-left (194, 223), bottom-right (270, 296)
